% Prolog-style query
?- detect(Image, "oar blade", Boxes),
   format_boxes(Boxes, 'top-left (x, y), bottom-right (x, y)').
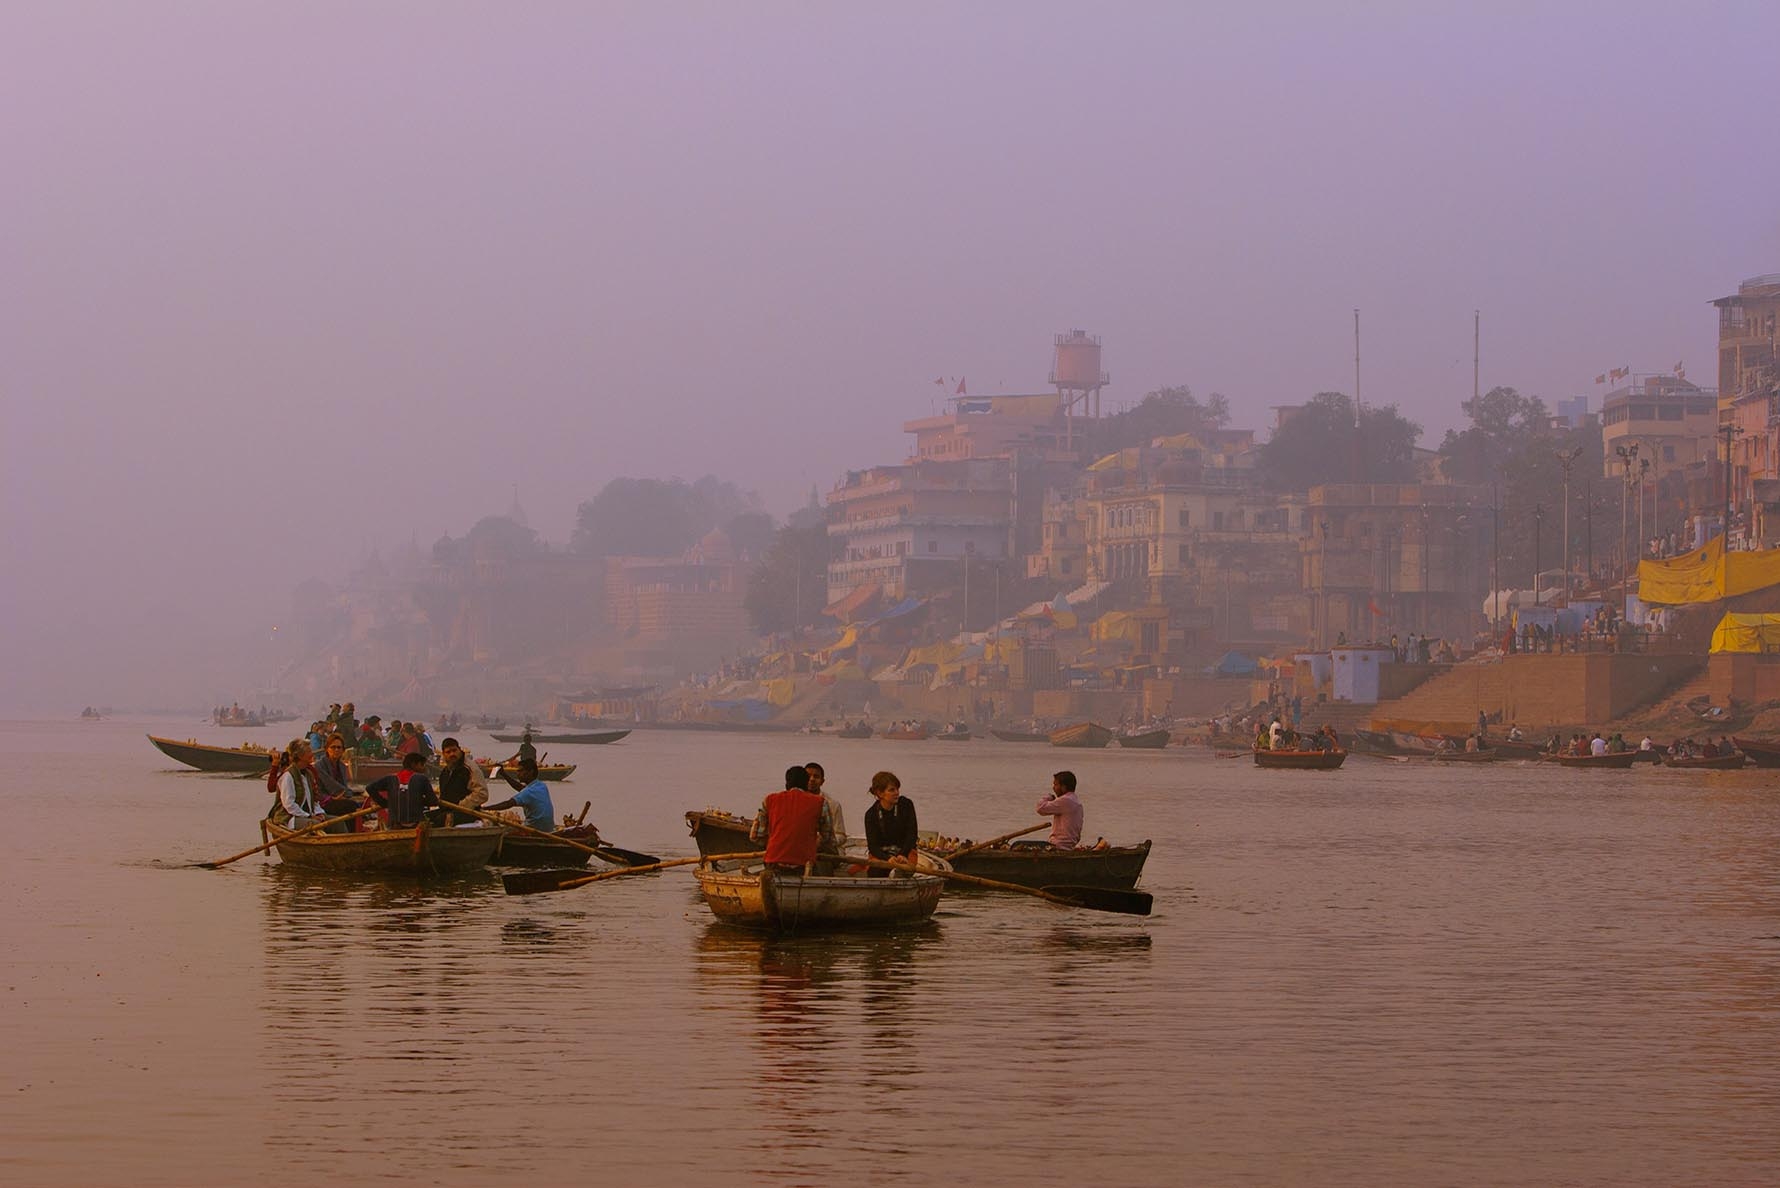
top-left (594, 845), bottom-right (661, 867)
top-left (1039, 885), bottom-right (1153, 916)
top-left (502, 867), bottom-right (599, 896)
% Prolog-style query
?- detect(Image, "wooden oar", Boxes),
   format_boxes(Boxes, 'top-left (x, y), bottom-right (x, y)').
top-left (194, 807), bottom-right (378, 869)
top-left (943, 821), bottom-right (1049, 862)
top-left (572, 801), bottom-right (592, 827)
top-left (502, 851), bottom-right (764, 896)
top-left (437, 802), bottom-right (660, 867)
top-left (837, 852), bottom-right (1151, 916)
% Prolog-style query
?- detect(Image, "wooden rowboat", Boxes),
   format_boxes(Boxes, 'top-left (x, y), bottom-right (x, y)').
top-left (1731, 737), bottom-right (1780, 768)
top-left (882, 727), bottom-right (930, 740)
top-left (1050, 722), bottom-right (1113, 749)
top-left (1253, 748), bottom-right (1347, 769)
top-left (837, 723), bottom-right (874, 738)
top-left (260, 819), bottom-right (507, 875)
top-left (1431, 749), bottom-right (1499, 763)
top-left (990, 729), bottom-right (1050, 743)
top-left (694, 853), bottom-right (948, 930)
top-left (492, 824), bottom-right (602, 867)
top-left (1660, 752), bottom-right (1746, 770)
top-left (686, 808), bottom-right (757, 857)
top-left (488, 729), bottom-right (629, 745)
top-left (1116, 729), bottom-right (1171, 749)
top-left (347, 756), bottom-right (578, 783)
top-left (1553, 751), bottom-right (1639, 769)
top-left (926, 838), bottom-right (1151, 890)
top-left (148, 734), bottom-right (274, 775)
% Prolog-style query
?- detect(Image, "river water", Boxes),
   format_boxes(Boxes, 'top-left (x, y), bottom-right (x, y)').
top-left (3, 716), bottom-right (1778, 1186)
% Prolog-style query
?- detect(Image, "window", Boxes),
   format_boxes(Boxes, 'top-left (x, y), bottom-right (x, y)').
top-left (1178, 544), bottom-right (1190, 564)
top-left (1213, 511), bottom-right (1225, 530)
top-left (927, 540), bottom-right (938, 554)
top-left (1061, 558), bottom-right (1073, 574)
top-left (1664, 445), bottom-right (1675, 462)
top-left (1178, 508), bottom-right (1191, 528)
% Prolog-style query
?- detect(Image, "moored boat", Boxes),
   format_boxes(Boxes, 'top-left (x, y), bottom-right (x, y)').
top-left (488, 729), bottom-right (629, 745)
top-left (1253, 747), bottom-right (1347, 769)
top-left (260, 819), bottom-right (506, 875)
top-left (1660, 752), bottom-right (1746, 770)
top-left (148, 734), bottom-right (275, 775)
top-left (1116, 729), bottom-right (1170, 749)
top-left (837, 723), bottom-right (874, 739)
top-left (935, 727), bottom-right (972, 741)
top-left (882, 727), bottom-right (930, 741)
top-left (492, 824), bottom-right (602, 867)
top-left (990, 729), bottom-right (1049, 743)
top-left (1731, 736), bottom-right (1780, 768)
top-left (1430, 748), bottom-right (1498, 762)
top-left (926, 838), bottom-right (1151, 890)
top-left (685, 808), bottom-right (756, 856)
top-left (348, 756), bottom-right (577, 782)
top-left (1049, 722), bottom-right (1113, 748)
top-left (694, 854), bottom-right (948, 930)
top-left (1553, 751), bottom-right (1639, 769)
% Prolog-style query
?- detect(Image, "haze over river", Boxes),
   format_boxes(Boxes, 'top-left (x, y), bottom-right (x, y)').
top-left (4, 717), bottom-right (1778, 1186)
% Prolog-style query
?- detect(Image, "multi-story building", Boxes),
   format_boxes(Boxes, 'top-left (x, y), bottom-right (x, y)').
top-left (1599, 375), bottom-right (1718, 476)
top-left (603, 530), bottom-right (749, 642)
top-left (1300, 482), bottom-right (1489, 647)
top-left (1716, 275), bottom-right (1780, 540)
top-left (825, 459), bottom-right (1011, 604)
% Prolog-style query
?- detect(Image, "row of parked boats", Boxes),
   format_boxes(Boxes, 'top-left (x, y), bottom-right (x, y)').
top-left (147, 735), bottom-right (580, 781)
top-left (826, 722), bottom-right (1172, 748)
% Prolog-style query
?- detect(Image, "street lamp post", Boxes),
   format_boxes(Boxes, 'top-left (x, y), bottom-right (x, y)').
top-left (1556, 447), bottom-right (1582, 605)
top-left (1614, 442), bottom-right (1639, 609)
top-left (1533, 504), bottom-right (1545, 606)
top-left (1638, 458), bottom-right (1650, 560)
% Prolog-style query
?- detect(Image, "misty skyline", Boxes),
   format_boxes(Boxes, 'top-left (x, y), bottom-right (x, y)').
top-left (5, 2), bottom-right (1779, 712)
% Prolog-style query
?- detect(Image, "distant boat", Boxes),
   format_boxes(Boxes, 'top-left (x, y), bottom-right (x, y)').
top-left (1553, 751), bottom-right (1639, 769)
top-left (1049, 722), bottom-right (1113, 749)
top-left (488, 729), bottom-right (629, 745)
top-left (148, 734), bottom-right (273, 775)
top-left (1661, 752), bottom-right (1745, 770)
top-left (1116, 729), bottom-right (1171, 749)
top-left (1252, 748), bottom-right (1347, 770)
top-left (882, 726), bottom-right (930, 741)
top-left (1430, 748), bottom-right (1498, 763)
top-left (990, 729), bottom-right (1049, 743)
top-left (837, 723), bottom-right (873, 739)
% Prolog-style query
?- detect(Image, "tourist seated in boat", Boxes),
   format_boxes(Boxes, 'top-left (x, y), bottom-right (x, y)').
top-left (1700, 738), bottom-right (1720, 759)
top-left (365, 753), bottom-right (439, 829)
top-left (1036, 771), bottom-right (1083, 850)
top-left (313, 732), bottom-right (360, 806)
top-left (804, 762), bottom-right (846, 844)
top-left (272, 739), bottom-right (327, 829)
top-left (357, 716), bottom-right (388, 757)
top-left (1588, 733), bottom-right (1608, 757)
top-left (862, 771), bottom-right (918, 878)
top-left (1639, 735), bottom-right (1654, 752)
top-left (751, 765), bottom-right (835, 873)
top-left (1718, 735), bottom-right (1737, 755)
top-left (1606, 733), bottom-right (1629, 754)
top-left (1508, 723), bottom-right (1525, 742)
top-left (487, 758), bottom-right (555, 833)
top-left (1253, 724), bottom-right (1270, 751)
top-left (433, 737), bottom-right (488, 825)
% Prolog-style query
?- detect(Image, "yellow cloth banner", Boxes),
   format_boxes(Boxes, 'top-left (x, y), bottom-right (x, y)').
top-left (765, 678), bottom-right (797, 707)
top-left (904, 641), bottom-right (964, 668)
top-left (1708, 613), bottom-right (1780, 653)
top-left (1091, 611), bottom-right (1142, 644)
top-left (1638, 539), bottom-right (1780, 605)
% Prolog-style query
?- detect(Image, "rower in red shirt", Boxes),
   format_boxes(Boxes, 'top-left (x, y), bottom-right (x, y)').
top-left (750, 766), bottom-right (836, 872)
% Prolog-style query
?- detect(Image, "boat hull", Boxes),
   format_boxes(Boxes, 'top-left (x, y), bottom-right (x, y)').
top-left (1253, 748), bottom-right (1348, 769)
top-left (488, 730), bottom-right (630, 745)
top-left (695, 864), bottom-right (944, 930)
top-left (493, 827), bottom-right (600, 867)
top-left (1732, 737), bottom-right (1780, 767)
top-left (1554, 752), bottom-right (1639, 769)
top-left (148, 734), bottom-right (273, 774)
top-left (1661, 753), bottom-right (1746, 770)
top-left (1050, 723), bottom-right (1113, 748)
top-left (934, 839), bottom-right (1151, 890)
top-left (1431, 749), bottom-right (1498, 763)
top-left (990, 730), bottom-right (1049, 743)
top-left (1116, 730), bottom-right (1170, 749)
top-left (263, 821), bottom-right (506, 874)
top-left (686, 810), bottom-right (756, 857)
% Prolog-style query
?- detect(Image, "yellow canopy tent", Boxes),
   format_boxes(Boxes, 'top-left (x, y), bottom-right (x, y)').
top-left (1708, 613), bottom-right (1780, 653)
top-left (1639, 538), bottom-right (1780, 605)
top-left (1091, 611), bottom-right (1142, 644)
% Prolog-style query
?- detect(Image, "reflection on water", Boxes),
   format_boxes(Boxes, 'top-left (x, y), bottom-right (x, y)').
top-left (10, 721), bottom-right (1780, 1186)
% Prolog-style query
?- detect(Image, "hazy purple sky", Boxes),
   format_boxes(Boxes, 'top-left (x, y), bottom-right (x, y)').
top-left (5, 2), bottom-right (1778, 712)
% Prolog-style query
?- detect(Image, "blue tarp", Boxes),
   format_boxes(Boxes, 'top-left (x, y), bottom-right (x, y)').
top-left (862, 597), bottom-right (924, 628)
top-left (1212, 651), bottom-right (1257, 676)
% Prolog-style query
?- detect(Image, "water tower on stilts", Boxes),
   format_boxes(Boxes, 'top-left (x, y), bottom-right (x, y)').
top-left (1050, 329), bottom-right (1108, 452)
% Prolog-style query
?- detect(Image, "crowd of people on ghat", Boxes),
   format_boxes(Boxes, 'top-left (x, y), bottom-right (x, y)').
top-left (747, 764), bottom-right (1095, 875)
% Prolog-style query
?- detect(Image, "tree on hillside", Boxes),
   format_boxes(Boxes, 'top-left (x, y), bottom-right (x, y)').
top-left (570, 476), bottom-right (761, 558)
top-left (1257, 392), bottom-right (1421, 490)
top-left (1095, 385), bottom-right (1231, 452)
top-left (721, 511), bottom-right (778, 560)
top-left (744, 518), bottom-right (834, 635)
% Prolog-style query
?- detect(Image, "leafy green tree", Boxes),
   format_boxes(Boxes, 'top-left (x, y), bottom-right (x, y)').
top-left (744, 518), bottom-right (834, 635)
top-left (1437, 387), bottom-right (1551, 483)
top-left (1096, 385), bottom-right (1230, 452)
top-left (1257, 392), bottom-right (1421, 490)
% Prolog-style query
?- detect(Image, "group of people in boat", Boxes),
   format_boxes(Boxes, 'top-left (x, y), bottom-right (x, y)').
top-left (300, 703), bottom-right (462, 763)
top-left (748, 763), bottom-right (1092, 877)
top-left (213, 703), bottom-right (268, 726)
top-left (267, 731), bottom-right (556, 836)
top-left (1253, 719), bottom-right (1342, 753)
top-left (1662, 736), bottom-right (1739, 760)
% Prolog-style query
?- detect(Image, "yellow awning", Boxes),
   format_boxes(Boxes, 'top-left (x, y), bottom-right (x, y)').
top-left (1708, 613), bottom-right (1780, 653)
